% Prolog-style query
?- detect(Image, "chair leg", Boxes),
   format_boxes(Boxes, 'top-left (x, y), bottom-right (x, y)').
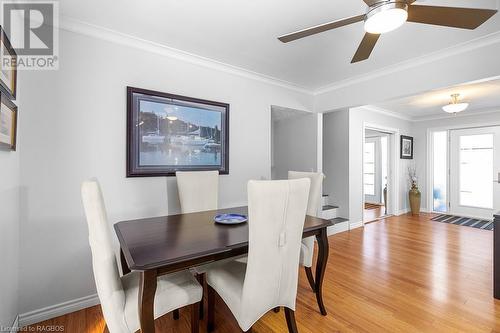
top-left (273, 307), bottom-right (280, 313)
top-left (173, 309), bottom-right (180, 320)
top-left (191, 302), bottom-right (200, 333)
top-left (304, 266), bottom-right (316, 292)
top-left (196, 273), bottom-right (205, 319)
top-left (207, 285), bottom-right (215, 332)
top-left (284, 308), bottom-right (299, 333)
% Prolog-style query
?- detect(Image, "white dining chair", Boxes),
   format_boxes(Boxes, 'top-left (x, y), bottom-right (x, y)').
top-left (288, 171), bottom-right (324, 296)
top-left (175, 170), bottom-right (219, 319)
top-left (206, 178), bottom-right (311, 333)
top-left (81, 179), bottom-right (203, 333)
top-left (176, 170), bottom-right (218, 214)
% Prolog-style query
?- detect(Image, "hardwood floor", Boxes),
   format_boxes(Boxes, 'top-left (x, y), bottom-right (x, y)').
top-left (25, 213), bottom-right (500, 332)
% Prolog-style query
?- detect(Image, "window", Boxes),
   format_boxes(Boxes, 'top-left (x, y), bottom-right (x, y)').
top-left (433, 131), bottom-right (448, 212)
top-left (364, 142), bottom-right (375, 196)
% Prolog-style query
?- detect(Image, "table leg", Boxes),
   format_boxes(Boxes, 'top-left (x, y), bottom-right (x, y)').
top-left (315, 227), bottom-right (329, 316)
top-left (139, 270), bottom-right (157, 333)
top-left (120, 249), bottom-right (131, 275)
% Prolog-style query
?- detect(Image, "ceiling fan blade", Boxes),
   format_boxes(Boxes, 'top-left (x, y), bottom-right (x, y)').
top-left (351, 33), bottom-right (380, 63)
top-left (278, 14), bottom-right (365, 43)
top-left (362, 0), bottom-right (380, 6)
top-left (407, 5), bottom-right (497, 29)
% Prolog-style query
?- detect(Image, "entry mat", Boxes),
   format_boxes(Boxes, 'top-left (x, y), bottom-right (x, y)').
top-left (431, 214), bottom-right (493, 231)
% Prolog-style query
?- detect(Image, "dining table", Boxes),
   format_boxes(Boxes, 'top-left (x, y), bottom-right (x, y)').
top-left (114, 206), bottom-right (333, 333)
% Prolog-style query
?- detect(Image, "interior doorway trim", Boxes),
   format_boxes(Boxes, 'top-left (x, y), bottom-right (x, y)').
top-left (362, 122), bottom-right (400, 224)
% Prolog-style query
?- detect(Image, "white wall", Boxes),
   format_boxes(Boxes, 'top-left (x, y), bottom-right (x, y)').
top-left (0, 147), bottom-right (20, 329)
top-left (0, 10), bottom-right (22, 329)
top-left (413, 111), bottom-right (500, 212)
top-left (272, 112), bottom-right (318, 179)
top-left (349, 107), bottom-right (413, 224)
top-left (17, 28), bottom-right (313, 315)
top-left (322, 109), bottom-right (349, 217)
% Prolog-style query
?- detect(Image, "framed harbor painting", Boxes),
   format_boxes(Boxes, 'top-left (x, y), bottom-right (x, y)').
top-left (127, 87), bottom-right (229, 177)
top-left (0, 26), bottom-right (17, 99)
top-left (0, 92), bottom-right (17, 151)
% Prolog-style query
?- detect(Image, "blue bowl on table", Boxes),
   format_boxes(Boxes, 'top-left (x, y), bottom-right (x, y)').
top-left (214, 213), bottom-right (248, 225)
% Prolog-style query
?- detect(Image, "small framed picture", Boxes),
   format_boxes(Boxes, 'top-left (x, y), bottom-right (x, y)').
top-left (400, 135), bottom-right (413, 159)
top-left (0, 26), bottom-right (17, 100)
top-left (0, 92), bottom-right (17, 151)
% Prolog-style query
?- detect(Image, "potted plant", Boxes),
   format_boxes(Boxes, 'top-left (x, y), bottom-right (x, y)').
top-left (408, 166), bottom-right (421, 216)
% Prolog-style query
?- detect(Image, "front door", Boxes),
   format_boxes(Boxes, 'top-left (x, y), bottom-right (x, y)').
top-left (449, 126), bottom-right (500, 219)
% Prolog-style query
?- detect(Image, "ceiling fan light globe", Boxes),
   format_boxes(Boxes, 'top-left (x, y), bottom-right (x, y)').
top-left (442, 103), bottom-right (469, 114)
top-left (364, 3), bottom-right (408, 34)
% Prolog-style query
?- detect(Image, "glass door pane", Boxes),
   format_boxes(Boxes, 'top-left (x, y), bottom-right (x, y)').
top-left (433, 131), bottom-right (448, 212)
top-left (459, 134), bottom-right (493, 209)
top-left (364, 142), bottom-right (375, 196)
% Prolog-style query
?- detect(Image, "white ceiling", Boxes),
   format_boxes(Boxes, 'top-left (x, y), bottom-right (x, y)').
top-left (373, 77), bottom-right (500, 119)
top-left (60, 0), bottom-right (500, 90)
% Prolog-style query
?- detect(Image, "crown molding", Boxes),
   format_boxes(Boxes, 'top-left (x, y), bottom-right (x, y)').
top-left (314, 30), bottom-right (500, 95)
top-left (59, 16), bottom-right (500, 105)
top-left (58, 17), bottom-right (312, 95)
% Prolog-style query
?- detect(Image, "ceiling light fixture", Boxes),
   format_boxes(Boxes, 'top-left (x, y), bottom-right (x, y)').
top-left (442, 93), bottom-right (469, 114)
top-left (166, 115), bottom-right (178, 121)
top-left (364, 2), bottom-right (408, 34)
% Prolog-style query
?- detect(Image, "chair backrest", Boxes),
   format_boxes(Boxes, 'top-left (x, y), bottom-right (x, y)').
top-left (81, 179), bottom-right (128, 333)
top-left (240, 179), bottom-right (310, 330)
top-left (176, 171), bottom-right (218, 213)
top-left (288, 171), bottom-right (323, 217)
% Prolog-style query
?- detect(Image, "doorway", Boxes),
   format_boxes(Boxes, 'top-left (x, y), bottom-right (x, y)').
top-left (363, 127), bottom-right (394, 223)
top-left (431, 125), bottom-right (500, 220)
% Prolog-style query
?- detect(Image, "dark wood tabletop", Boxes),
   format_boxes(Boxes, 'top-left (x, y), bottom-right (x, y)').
top-left (114, 206), bottom-right (333, 271)
top-left (114, 206), bottom-right (333, 333)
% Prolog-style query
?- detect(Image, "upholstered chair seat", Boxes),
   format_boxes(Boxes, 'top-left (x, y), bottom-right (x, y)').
top-left (121, 270), bottom-right (202, 332)
top-left (81, 179), bottom-right (202, 333)
top-left (206, 179), bottom-right (310, 333)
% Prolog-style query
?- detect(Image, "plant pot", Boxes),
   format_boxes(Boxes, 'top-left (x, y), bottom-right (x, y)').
top-left (409, 186), bottom-right (421, 216)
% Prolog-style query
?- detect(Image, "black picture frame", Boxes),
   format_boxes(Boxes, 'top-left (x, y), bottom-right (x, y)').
top-left (400, 135), bottom-right (413, 160)
top-left (0, 26), bottom-right (17, 100)
top-left (127, 87), bottom-right (229, 177)
top-left (0, 91), bottom-right (17, 151)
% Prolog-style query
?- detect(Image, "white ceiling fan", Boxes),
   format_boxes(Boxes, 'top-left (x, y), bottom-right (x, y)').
top-left (278, 1), bottom-right (497, 63)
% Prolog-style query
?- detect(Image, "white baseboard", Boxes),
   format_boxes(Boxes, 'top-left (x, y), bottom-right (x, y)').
top-left (18, 294), bottom-right (99, 327)
top-left (327, 221), bottom-right (349, 236)
top-left (396, 208), bottom-right (409, 216)
top-left (349, 221), bottom-right (364, 230)
top-left (9, 315), bottom-right (19, 333)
